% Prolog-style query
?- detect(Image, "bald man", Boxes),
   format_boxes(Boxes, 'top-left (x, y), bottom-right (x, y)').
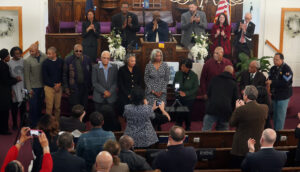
top-left (241, 128), bottom-right (287, 171)
top-left (63, 44), bottom-right (92, 110)
top-left (199, 46), bottom-right (233, 98)
top-left (234, 12), bottom-right (255, 58)
top-left (145, 11), bottom-right (169, 42)
top-left (239, 60), bottom-right (266, 91)
top-left (92, 51), bottom-right (118, 111)
top-left (202, 65), bottom-right (238, 131)
top-left (94, 151), bottom-right (113, 172)
top-left (24, 44), bottom-right (47, 127)
top-left (119, 135), bottom-right (152, 171)
top-left (153, 126), bottom-right (197, 172)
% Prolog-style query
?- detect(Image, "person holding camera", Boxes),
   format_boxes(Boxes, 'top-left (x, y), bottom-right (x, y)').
top-left (1, 127), bottom-right (53, 172)
top-left (173, 59), bottom-right (199, 131)
top-left (123, 87), bottom-right (170, 148)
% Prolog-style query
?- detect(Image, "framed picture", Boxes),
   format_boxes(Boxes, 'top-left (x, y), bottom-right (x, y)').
top-left (0, 6), bottom-right (22, 49)
top-left (166, 62), bottom-right (179, 84)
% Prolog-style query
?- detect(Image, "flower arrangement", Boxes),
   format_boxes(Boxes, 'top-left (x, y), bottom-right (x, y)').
top-left (190, 33), bottom-right (209, 60)
top-left (103, 30), bottom-right (126, 61)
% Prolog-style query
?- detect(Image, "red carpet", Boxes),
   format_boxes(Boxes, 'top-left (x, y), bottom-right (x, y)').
top-left (1, 87), bottom-right (300, 172)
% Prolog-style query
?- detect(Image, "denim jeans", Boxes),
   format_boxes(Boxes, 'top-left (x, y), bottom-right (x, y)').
top-left (272, 98), bottom-right (290, 131)
top-left (29, 88), bottom-right (44, 128)
top-left (202, 114), bottom-right (229, 131)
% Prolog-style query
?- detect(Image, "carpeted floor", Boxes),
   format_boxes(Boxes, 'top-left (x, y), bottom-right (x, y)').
top-left (1, 87), bottom-right (300, 172)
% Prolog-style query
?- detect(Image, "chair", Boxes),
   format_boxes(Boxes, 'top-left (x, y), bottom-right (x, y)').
top-left (59, 21), bottom-right (76, 33)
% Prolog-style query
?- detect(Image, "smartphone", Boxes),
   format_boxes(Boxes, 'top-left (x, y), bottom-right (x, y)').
top-left (30, 129), bottom-right (42, 137)
top-left (156, 100), bottom-right (162, 106)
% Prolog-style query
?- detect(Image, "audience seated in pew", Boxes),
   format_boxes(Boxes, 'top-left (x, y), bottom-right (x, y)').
top-left (241, 128), bottom-right (287, 172)
top-left (103, 140), bottom-right (129, 172)
top-left (59, 104), bottom-right (86, 132)
top-left (153, 125), bottom-right (197, 172)
top-left (119, 135), bottom-right (152, 171)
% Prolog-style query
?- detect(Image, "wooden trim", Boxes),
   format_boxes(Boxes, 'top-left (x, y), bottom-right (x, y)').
top-left (265, 40), bottom-right (280, 53)
top-left (280, 8), bottom-right (300, 52)
top-left (0, 6), bottom-right (23, 49)
top-left (22, 41), bottom-right (39, 56)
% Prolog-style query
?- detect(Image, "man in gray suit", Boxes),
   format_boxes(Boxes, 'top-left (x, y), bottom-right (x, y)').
top-left (181, 2), bottom-right (208, 49)
top-left (92, 51), bottom-right (118, 111)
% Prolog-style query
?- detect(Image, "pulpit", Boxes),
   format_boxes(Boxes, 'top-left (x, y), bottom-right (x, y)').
top-left (134, 37), bottom-right (188, 74)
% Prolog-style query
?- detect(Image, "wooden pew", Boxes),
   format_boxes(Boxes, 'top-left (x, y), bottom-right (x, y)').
top-left (114, 130), bottom-right (298, 149)
top-left (138, 168), bottom-right (300, 172)
top-left (134, 146), bottom-right (297, 169)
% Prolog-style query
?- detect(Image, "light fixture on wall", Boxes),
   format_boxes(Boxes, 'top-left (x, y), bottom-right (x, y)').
top-left (170, 0), bottom-right (244, 7)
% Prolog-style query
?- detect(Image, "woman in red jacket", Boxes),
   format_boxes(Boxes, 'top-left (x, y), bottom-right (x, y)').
top-left (210, 13), bottom-right (231, 58)
top-left (1, 127), bottom-right (53, 172)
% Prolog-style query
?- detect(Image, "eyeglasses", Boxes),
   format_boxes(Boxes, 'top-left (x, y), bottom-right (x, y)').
top-left (75, 50), bottom-right (82, 52)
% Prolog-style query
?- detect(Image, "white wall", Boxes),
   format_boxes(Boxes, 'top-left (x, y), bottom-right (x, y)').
top-left (244, 0), bottom-right (300, 86)
top-left (0, 0), bottom-right (48, 53)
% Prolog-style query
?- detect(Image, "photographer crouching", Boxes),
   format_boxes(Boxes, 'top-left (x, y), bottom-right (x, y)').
top-left (173, 59), bottom-right (199, 130)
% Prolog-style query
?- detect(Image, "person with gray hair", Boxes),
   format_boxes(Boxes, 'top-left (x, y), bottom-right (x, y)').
top-left (119, 135), bottom-right (152, 171)
top-left (52, 132), bottom-right (87, 172)
top-left (92, 51), bottom-right (118, 111)
top-left (94, 151), bottom-right (113, 172)
top-left (229, 85), bottom-right (268, 167)
top-left (117, 53), bottom-right (142, 114)
top-left (241, 128), bottom-right (287, 171)
top-left (63, 44), bottom-right (92, 111)
top-left (239, 60), bottom-right (266, 92)
top-left (144, 49), bottom-right (170, 105)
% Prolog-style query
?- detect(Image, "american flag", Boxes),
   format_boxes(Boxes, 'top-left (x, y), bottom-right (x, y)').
top-left (214, 0), bottom-right (231, 24)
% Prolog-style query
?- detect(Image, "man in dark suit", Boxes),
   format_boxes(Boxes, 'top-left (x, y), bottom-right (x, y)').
top-left (92, 51), bottom-right (118, 112)
top-left (241, 128), bottom-right (287, 172)
top-left (239, 60), bottom-right (266, 91)
top-left (153, 126), bottom-right (197, 172)
top-left (230, 85), bottom-right (268, 168)
top-left (235, 12), bottom-right (255, 58)
top-left (52, 132), bottom-right (87, 172)
top-left (202, 65), bottom-right (238, 131)
top-left (111, 1), bottom-right (140, 48)
top-left (59, 104), bottom-right (86, 132)
top-left (145, 11), bottom-right (169, 42)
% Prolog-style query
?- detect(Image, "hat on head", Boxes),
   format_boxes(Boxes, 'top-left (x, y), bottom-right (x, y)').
top-left (0, 49), bottom-right (9, 60)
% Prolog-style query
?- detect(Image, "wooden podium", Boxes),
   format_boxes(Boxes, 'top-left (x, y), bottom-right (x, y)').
top-left (134, 37), bottom-right (188, 75)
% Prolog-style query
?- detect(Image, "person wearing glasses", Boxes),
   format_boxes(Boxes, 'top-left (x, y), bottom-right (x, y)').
top-left (63, 44), bottom-right (92, 111)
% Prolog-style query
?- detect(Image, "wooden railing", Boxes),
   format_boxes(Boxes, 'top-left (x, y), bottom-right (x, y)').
top-left (265, 40), bottom-right (281, 53)
top-left (22, 41), bottom-right (39, 56)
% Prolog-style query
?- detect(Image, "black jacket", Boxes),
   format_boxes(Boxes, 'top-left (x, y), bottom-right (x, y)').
top-left (234, 20), bottom-right (255, 49)
top-left (0, 61), bottom-right (18, 110)
top-left (241, 148), bottom-right (287, 172)
top-left (111, 12), bottom-right (140, 48)
top-left (269, 63), bottom-right (293, 100)
top-left (59, 116), bottom-right (86, 132)
top-left (117, 65), bottom-right (143, 105)
top-left (239, 71), bottom-right (266, 91)
top-left (206, 72), bottom-right (238, 119)
top-left (153, 144), bottom-right (197, 172)
top-left (145, 20), bottom-right (169, 42)
top-left (119, 150), bottom-right (152, 171)
top-left (52, 149), bottom-right (87, 172)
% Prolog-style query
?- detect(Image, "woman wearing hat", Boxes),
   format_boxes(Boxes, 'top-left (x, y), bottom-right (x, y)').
top-left (0, 48), bottom-right (21, 134)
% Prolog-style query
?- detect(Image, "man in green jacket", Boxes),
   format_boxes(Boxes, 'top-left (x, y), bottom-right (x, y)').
top-left (24, 44), bottom-right (47, 127)
top-left (173, 58), bottom-right (199, 130)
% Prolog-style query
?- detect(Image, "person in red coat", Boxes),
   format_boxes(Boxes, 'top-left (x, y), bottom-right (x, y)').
top-left (210, 13), bottom-right (231, 58)
top-left (1, 127), bottom-right (53, 172)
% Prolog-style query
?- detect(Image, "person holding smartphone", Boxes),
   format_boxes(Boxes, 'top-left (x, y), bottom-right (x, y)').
top-left (173, 59), bottom-right (199, 131)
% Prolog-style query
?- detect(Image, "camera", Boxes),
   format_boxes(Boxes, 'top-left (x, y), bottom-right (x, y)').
top-left (30, 129), bottom-right (42, 137)
top-left (156, 100), bottom-right (162, 106)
